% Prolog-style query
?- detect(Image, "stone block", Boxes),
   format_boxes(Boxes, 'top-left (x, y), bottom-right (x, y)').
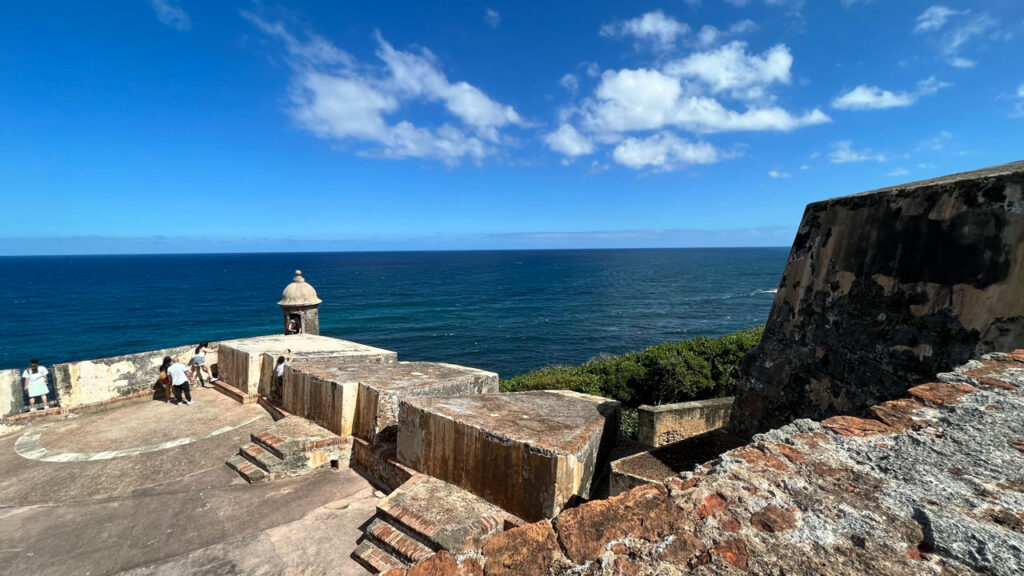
top-left (282, 360), bottom-right (495, 439)
top-left (397, 390), bottom-right (620, 522)
top-left (637, 396), bottom-right (734, 447)
top-left (216, 334), bottom-right (396, 395)
top-left (0, 369), bottom-right (23, 417)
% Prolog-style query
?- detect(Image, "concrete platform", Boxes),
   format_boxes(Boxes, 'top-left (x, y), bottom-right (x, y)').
top-left (0, 388), bottom-right (376, 576)
top-left (397, 390), bottom-right (620, 521)
top-left (217, 334), bottom-right (397, 396)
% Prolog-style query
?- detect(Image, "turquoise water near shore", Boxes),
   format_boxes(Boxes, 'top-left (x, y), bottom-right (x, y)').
top-left (0, 248), bottom-right (787, 377)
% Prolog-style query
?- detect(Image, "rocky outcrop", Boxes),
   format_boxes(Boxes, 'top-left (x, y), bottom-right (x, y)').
top-left (388, 352), bottom-right (1024, 576)
top-left (733, 161), bottom-right (1024, 436)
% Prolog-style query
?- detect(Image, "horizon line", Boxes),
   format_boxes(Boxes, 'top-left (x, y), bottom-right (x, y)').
top-left (0, 245), bottom-right (793, 258)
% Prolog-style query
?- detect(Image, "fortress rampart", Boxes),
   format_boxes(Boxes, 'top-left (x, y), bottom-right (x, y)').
top-left (733, 160), bottom-right (1024, 436)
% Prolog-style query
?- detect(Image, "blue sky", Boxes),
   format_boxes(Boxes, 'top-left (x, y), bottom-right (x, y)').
top-left (1, 1), bottom-right (1021, 255)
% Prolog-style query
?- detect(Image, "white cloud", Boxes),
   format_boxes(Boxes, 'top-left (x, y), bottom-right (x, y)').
top-left (914, 6), bottom-right (963, 33)
top-left (832, 86), bottom-right (914, 110)
top-left (831, 77), bottom-right (949, 110)
top-left (149, 0), bottom-right (191, 31)
top-left (600, 10), bottom-right (689, 51)
top-left (948, 57), bottom-right (976, 68)
top-left (579, 66), bottom-right (827, 136)
top-left (800, 164), bottom-right (810, 170)
top-left (544, 124), bottom-right (595, 157)
top-left (664, 42), bottom-right (792, 101)
top-left (768, 170), bottom-right (790, 178)
top-left (560, 73), bottom-right (579, 95)
top-left (612, 132), bottom-right (719, 171)
top-left (695, 19), bottom-right (757, 48)
top-left (887, 167), bottom-right (910, 177)
top-left (913, 6), bottom-right (999, 67)
top-left (583, 62), bottom-right (601, 77)
top-left (1018, 84), bottom-right (1024, 99)
top-left (246, 14), bottom-right (522, 165)
top-left (829, 141), bottom-right (886, 163)
top-left (917, 130), bottom-right (952, 151)
top-left (484, 9), bottom-right (501, 29)
top-left (548, 20), bottom-right (827, 168)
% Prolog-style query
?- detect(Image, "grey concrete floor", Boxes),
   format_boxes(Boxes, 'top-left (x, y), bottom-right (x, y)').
top-left (0, 389), bottom-right (375, 576)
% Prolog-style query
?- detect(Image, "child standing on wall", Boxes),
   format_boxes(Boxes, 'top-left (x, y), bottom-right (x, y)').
top-left (191, 342), bottom-right (214, 387)
top-left (22, 358), bottom-right (50, 412)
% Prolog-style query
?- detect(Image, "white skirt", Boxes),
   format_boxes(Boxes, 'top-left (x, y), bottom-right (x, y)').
top-left (27, 379), bottom-right (48, 397)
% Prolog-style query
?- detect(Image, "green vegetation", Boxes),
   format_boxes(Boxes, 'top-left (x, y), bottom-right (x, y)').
top-left (500, 325), bottom-right (764, 410)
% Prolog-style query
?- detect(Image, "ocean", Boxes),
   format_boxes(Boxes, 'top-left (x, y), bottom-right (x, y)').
top-left (0, 248), bottom-right (788, 377)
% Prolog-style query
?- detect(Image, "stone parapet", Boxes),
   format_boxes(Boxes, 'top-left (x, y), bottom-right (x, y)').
top-left (52, 344), bottom-right (198, 409)
top-left (637, 396), bottom-right (734, 447)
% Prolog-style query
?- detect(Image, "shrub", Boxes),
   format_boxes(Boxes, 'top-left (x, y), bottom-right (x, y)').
top-left (499, 324), bottom-right (764, 410)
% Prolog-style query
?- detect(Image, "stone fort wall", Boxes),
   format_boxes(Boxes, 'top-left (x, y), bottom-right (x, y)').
top-left (732, 160), bottom-right (1024, 436)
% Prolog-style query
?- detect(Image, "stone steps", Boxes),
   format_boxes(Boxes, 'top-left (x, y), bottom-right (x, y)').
top-left (227, 416), bottom-right (352, 484)
top-left (365, 517), bottom-right (436, 564)
top-left (238, 441), bottom-right (285, 476)
top-left (226, 454), bottom-right (268, 483)
top-left (352, 539), bottom-right (406, 574)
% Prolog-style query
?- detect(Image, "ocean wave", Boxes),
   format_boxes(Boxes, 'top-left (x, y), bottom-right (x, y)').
top-left (749, 288), bottom-right (779, 296)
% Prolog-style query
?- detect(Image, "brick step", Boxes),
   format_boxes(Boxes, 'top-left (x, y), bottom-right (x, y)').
top-left (211, 379), bottom-right (259, 405)
top-left (226, 455), bottom-right (268, 484)
top-left (365, 517), bottom-right (436, 564)
top-left (239, 442), bottom-right (285, 475)
top-left (352, 539), bottom-right (407, 574)
top-left (251, 430), bottom-right (288, 459)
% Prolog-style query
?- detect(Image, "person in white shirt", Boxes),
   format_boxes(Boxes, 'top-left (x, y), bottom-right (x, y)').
top-left (167, 359), bottom-right (194, 405)
top-left (22, 358), bottom-right (50, 412)
top-left (273, 349), bottom-right (293, 404)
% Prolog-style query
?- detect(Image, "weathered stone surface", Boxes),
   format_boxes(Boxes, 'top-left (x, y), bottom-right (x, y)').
top-left (286, 360), bottom-right (496, 442)
top-left (867, 398), bottom-right (931, 432)
top-left (0, 369), bottom-right (22, 417)
top-left (398, 390), bottom-right (620, 521)
top-left (820, 415), bottom-right (894, 437)
top-left (907, 382), bottom-right (978, 407)
top-left (553, 483), bottom-right (682, 564)
top-left (637, 396), bottom-right (734, 447)
top-left (217, 333), bottom-right (395, 395)
top-left (609, 429), bottom-right (745, 496)
top-left (51, 343), bottom-right (197, 408)
top-left (400, 359), bottom-right (1024, 576)
top-left (749, 505), bottom-right (798, 532)
top-left (375, 474), bottom-right (517, 554)
top-left (479, 521), bottom-right (562, 576)
top-left (733, 161), bottom-right (1024, 436)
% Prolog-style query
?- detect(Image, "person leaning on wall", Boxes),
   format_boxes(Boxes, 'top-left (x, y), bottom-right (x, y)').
top-left (23, 358), bottom-right (51, 412)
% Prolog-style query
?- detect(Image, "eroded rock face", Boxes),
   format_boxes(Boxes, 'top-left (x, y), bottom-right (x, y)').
top-left (734, 161), bottom-right (1024, 436)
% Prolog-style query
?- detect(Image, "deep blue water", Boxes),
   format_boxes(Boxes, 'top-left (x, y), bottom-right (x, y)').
top-left (0, 249), bottom-right (788, 377)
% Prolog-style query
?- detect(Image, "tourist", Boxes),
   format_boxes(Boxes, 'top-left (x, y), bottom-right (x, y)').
top-left (286, 318), bottom-right (299, 334)
top-left (158, 356), bottom-right (173, 403)
top-left (191, 341), bottom-right (214, 387)
top-left (275, 349), bottom-right (293, 390)
top-left (22, 358), bottom-right (50, 412)
top-left (168, 357), bottom-right (194, 405)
